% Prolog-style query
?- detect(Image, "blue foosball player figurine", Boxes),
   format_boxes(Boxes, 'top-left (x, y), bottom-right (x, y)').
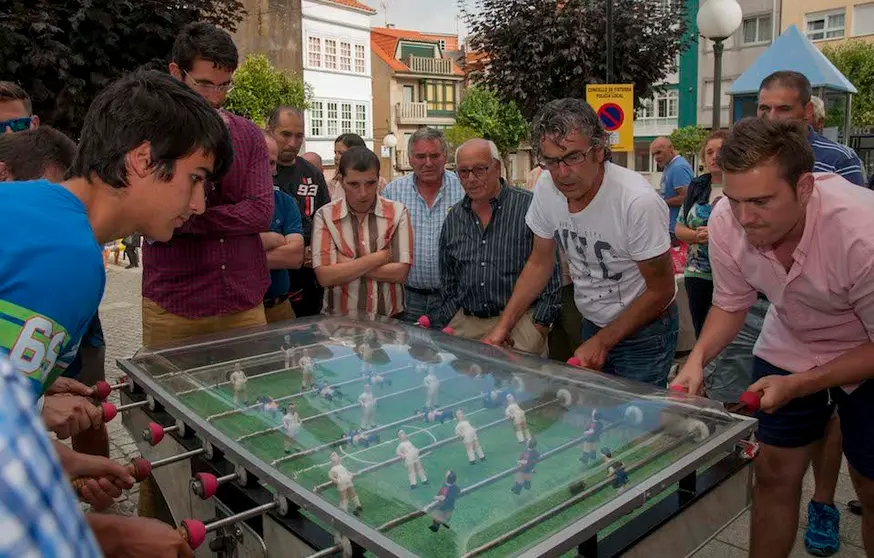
top-left (362, 366), bottom-right (392, 389)
top-left (345, 428), bottom-right (379, 448)
top-left (420, 407), bottom-right (451, 424)
top-left (580, 409), bottom-right (604, 465)
top-left (482, 388), bottom-right (513, 409)
top-left (313, 380), bottom-right (342, 401)
top-left (429, 470), bottom-right (460, 532)
top-left (512, 439), bottom-right (540, 494)
top-left (602, 447), bottom-right (629, 491)
top-left (256, 396), bottom-right (280, 420)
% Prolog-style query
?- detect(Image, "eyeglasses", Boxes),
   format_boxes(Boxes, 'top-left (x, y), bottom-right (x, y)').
top-left (0, 117), bottom-right (33, 133)
top-left (538, 145), bottom-right (595, 170)
top-left (456, 164), bottom-right (492, 179)
top-left (183, 71), bottom-right (235, 94)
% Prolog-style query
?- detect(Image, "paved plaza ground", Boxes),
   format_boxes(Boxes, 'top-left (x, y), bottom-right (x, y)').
top-left (92, 264), bottom-right (867, 557)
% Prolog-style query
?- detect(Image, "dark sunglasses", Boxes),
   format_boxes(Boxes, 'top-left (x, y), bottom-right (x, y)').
top-left (0, 117), bottom-right (33, 133)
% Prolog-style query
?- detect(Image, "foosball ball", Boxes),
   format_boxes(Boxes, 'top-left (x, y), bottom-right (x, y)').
top-left (114, 316), bottom-right (758, 557)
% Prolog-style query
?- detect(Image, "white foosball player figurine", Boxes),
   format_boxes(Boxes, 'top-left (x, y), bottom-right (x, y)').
top-left (328, 452), bottom-right (362, 516)
top-left (396, 430), bottom-right (428, 489)
top-left (363, 327), bottom-right (377, 344)
top-left (299, 349), bottom-right (314, 391)
top-left (358, 384), bottom-right (377, 429)
top-left (424, 369), bottom-right (439, 408)
top-left (416, 362), bottom-right (429, 375)
top-left (282, 403), bottom-right (302, 453)
top-left (454, 409), bottom-right (485, 465)
top-left (504, 394), bottom-right (531, 443)
top-left (359, 343), bottom-right (374, 362)
top-left (284, 347), bottom-right (293, 369)
top-left (229, 363), bottom-right (248, 406)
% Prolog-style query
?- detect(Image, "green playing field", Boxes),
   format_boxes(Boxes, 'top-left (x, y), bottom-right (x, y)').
top-left (159, 326), bottom-right (716, 557)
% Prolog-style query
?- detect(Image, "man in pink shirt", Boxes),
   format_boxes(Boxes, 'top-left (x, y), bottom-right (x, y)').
top-left (673, 118), bottom-right (874, 557)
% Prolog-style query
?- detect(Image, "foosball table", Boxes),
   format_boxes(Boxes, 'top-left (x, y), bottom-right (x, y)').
top-left (109, 316), bottom-right (758, 557)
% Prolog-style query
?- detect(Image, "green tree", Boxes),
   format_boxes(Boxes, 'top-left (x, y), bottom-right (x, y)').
top-left (444, 125), bottom-right (479, 150)
top-left (460, 0), bottom-right (690, 120)
top-left (669, 125), bottom-right (710, 163)
top-left (0, 0), bottom-right (245, 135)
top-left (822, 40), bottom-right (874, 127)
top-left (224, 54), bottom-right (312, 127)
top-left (453, 86), bottom-right (528, 174)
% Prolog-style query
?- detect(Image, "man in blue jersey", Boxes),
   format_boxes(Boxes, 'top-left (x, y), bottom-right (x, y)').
top-left (0, 71), bottom-right (232, 443)
top-left (261, 132), bottom-right (304, 323)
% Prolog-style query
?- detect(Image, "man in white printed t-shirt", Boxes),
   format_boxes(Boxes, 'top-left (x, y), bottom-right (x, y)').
top-left (484, 98), bottom-right (678, 386)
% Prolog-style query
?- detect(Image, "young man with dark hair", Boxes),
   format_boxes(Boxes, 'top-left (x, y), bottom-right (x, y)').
top-left (0, 68), bottom-right (230, 557)
top-left (0, 126), bottom-right (75, 182)
top-left (266, 105), bottom-right (331, 316)
top-left (673, 118), bottom-right (874, 558)
top-left (328, 132), bottom-right (386, 200)
top-left (0, 81), bottom-right (39, 132)
top-left (142, 22), bottom-right (273, 347)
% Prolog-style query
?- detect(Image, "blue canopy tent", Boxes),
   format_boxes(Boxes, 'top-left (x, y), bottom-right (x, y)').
top-left (727, 24), bottom-right (857, 143)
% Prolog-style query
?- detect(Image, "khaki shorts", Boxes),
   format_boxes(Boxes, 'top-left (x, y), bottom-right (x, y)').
top-left (447, 310), bottom-right (548, 356)
top-left (142, 298), bottom-right (267, 347)
top-left (264, 301), bottom-right (296, 324)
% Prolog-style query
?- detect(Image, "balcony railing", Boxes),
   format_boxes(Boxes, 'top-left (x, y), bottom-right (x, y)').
top-left (406, 55), bottom-right (453, 75)
top-left (396, 102), bottom-right (428, 121)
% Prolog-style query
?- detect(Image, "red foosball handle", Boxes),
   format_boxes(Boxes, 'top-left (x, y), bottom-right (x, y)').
top-left (417, 315), bottom-right (431, 328)
top-left (567, 357), bottom-right (581, 367)
top-left (145, 422), bottom-right (165, 445)
top-left (70, 457), bottom-right (152, 492)
top-left (101, 402), bottom-right (118, 423)
top-left (94, 380), bottom-right (112, 401)
top-left (180, 519), bottom-right (207, 550)
top-left (193, 472), bottom-right (219, 500)
top-left (670, 384), bottom-right (688, 393)
top-left (739, 391), bottom-right (761, 412)
top-left (441, 326), bottom-right (454, 335)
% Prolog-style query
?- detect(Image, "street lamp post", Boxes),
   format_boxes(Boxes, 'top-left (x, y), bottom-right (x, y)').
top-left (697, 0), bottom-right (743, 130)
top-left (382, 132), bottom-right (398, 181)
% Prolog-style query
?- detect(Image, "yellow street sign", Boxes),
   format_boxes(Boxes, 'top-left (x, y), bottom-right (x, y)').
top-left (586, 84), bottom-right (634, 153)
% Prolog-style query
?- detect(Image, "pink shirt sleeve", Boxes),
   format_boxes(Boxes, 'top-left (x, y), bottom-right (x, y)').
top-left (846, 235), bottom-right (874, 338)
top-left (708, 201), bottom-right (759, 313)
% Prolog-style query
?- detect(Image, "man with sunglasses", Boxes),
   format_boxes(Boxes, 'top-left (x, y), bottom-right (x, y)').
top-left (483, 98), bottom-right (678, 386)
top-left (430, 139), bottom-right (561, 355)
top-left (0, 81), bottom-right (39, 134)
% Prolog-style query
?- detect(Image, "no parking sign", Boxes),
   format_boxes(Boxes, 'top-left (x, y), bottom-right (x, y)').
top-left (586, 84), bottom-right (634, 153)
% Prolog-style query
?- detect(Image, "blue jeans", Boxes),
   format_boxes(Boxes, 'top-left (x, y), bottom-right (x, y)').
top-left (580, 303), bottom-right (679, 387)
top-left (703, 298), bottom-right (769, 402)
top-left (400, 288), bottom-right (444, 324)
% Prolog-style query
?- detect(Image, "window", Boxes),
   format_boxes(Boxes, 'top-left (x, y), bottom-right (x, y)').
top-left (703, 79), bottom-right (732, 108)
top-left (806, 9), bottom-right (846, 40)
top-left (309, 99), bottom-right (368, 139)
top-left (403, 85), bottom-right (415, 103)
top-left (310, 101), bottom-right (324, 137)
top-left (327, 102), bottom-right (338, 136)
top-left (356, 105), bottom-right (367, 137)
top-left (420, 80), bottom-right (456, 112)
top-left (355, 44), bottom-right (366, 73)
top-left (853, 3), bottom-right (874, 36)
top-left (308, 37), bottom-right (321, 67)
top-left (742, 15), bottom-right (772, 45)
top-left (634, 145), bottom-right (652, 173)
top-left (340, 42), bottom-right (352, 72)
top-left (637, 90), bottom-right (678, 119)
top-left (324, 39), bottom-right (337, 70)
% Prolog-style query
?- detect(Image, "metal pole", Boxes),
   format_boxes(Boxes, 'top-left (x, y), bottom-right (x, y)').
top-left (844, 93), bottom-right (853, 146)
top-left (712, 39), bottom-right (724, 130)
top-left (606, 0), bottom-right (614, 83)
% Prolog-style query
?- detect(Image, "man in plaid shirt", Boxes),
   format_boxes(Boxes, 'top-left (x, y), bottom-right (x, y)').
top-left (142, 22), bottom-right (273, 348)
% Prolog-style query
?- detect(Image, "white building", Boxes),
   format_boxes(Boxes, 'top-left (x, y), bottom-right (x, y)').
top-left (301, 0), bottom-right (376, 170)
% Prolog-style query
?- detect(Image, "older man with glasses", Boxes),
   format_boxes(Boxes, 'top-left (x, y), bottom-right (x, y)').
top-left (0, 81), bottom-right (39, 134)
top-left (483, 99), bottom-right (678, 386)
top-left (428, 139), bottom-right (561, 355)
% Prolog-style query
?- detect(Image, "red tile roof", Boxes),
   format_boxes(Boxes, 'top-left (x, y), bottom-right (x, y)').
top-left (322, 0), bottom-right (376, 14)
top-left (370, 27), bottom-right (463, 76)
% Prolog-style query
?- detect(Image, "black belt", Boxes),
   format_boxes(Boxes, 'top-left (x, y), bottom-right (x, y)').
top-left (406, 286), bottom-right (439, 296)
top-left (463, 308), bottom-right (500, 319)
top-left (263, 294), bottom-right (290, 309)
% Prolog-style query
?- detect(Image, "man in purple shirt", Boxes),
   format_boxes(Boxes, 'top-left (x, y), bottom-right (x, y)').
top-left (139, 22), bottom-right (273, 519)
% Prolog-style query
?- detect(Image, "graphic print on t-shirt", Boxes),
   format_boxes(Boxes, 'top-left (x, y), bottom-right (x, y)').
top-left (297, 178), bottom-right (319, 217)
top-left (555, 224), bottom-right (626, 308)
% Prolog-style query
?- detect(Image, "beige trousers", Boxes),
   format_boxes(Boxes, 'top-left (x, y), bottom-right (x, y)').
top-left (447, 309), bottom-right (548, 356)
top-left (141, 298), bottom-right (267, 347)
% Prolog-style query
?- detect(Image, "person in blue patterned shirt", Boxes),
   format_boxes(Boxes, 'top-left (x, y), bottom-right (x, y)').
top-left (382, 127), bottom-right (464, 323)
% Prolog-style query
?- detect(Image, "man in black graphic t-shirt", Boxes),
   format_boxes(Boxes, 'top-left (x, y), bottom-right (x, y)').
top-left (267, 106), bottom-right (331, 316)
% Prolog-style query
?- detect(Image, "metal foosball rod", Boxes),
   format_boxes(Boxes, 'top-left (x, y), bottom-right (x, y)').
top-left (143, 422), bottom-right (182, 446)
top-left (207, 361), bottom-right (418, 422)
top-left (70, 447), bottom-right (207, 495)
top-left (178, 501), bottom-right (278, 550)
top-left (312, 397), bottom-right (561, 493)
top-left (92, 376), bottom-right (133, 401)
top-left (190, 471), bottom-right (237, 500)
top-left (462, 432), bottom-right (696, 557)
top-left (669, 385), bottom-right (762, 414)
top-left (271, 393), bottom-right (484, 467)
top-left (236, 384), bottom-right (425, 443)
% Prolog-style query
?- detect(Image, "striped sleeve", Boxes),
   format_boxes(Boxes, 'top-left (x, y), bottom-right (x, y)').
top-left (311, 208), bottom-right (335, 269)
top-left (393, 204), bottom-right (413, 265)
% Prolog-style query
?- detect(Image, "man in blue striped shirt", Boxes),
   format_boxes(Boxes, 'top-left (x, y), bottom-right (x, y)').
top-left (432, 139), bottom-right (561, 355)
top-left (758, 71), bottom-right (866, 186)
top-left (382, 128), bottom-right (464, 322)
